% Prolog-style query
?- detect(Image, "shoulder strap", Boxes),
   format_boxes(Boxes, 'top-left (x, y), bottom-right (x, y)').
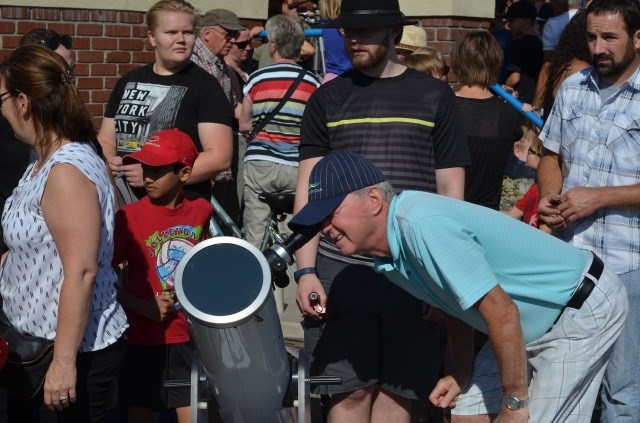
top-left (249, 68), bottom-right (307, 140)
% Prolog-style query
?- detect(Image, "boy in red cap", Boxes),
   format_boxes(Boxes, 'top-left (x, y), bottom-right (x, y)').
top-left (112, 128), bottom-right (213, 423)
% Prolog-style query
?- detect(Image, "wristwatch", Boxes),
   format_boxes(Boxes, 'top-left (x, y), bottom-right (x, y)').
top-left (503, 395), bottom-right (529, 411)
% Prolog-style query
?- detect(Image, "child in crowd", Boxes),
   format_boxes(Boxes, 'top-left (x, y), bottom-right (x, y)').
top-left (112, 128), bottom-right (213, 423)
top-left (404, 47), bottom-right (449, 82)
top-left (505, 133), bottom-right (550, 233)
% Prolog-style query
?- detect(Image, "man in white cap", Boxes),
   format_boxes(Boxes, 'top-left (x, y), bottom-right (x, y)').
top-left (292, 0), bottom-right (470, 421)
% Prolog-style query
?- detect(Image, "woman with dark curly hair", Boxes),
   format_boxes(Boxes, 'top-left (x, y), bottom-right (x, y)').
top-left (541, 11), bottom-right (591, 121)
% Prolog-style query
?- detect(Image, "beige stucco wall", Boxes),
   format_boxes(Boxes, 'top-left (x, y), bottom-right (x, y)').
top-left (4, 0), bottom-right (495, 20)
top-left (401, 0), bottom-right (494, 18)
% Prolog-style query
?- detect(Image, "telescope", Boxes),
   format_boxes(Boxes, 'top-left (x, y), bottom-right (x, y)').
top-left (174, 234), bottom-right (339, 422)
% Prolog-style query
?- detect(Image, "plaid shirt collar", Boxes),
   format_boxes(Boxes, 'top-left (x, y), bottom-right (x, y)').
top-left (192, 38), bottom-right (224, 75)
top-left (583, 63), bottom-right (640, 92)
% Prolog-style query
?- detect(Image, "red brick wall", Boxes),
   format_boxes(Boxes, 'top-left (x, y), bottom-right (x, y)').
top-left (0, 6), bottom-right (151, 121)
top-left (420, 17), bottom-right (491, 84)
top-left (0, 7), bottom-right (490, 123)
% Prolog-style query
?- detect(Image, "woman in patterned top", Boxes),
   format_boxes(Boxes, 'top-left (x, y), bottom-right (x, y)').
top-left (0, 44), bottom-right (127, 422)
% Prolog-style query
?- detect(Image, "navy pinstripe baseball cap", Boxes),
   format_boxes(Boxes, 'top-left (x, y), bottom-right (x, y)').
top-left (289, 151), bottom-right (385, 231)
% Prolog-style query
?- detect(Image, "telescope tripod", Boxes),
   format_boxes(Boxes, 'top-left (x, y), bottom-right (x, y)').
top-left (187, 349), bottom-right (339, 422)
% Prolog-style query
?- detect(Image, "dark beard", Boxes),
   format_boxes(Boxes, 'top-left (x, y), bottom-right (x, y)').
top-left (593, 41), bottom-right (638, 80)
top-left (348, 44), bottom-right (388, 70)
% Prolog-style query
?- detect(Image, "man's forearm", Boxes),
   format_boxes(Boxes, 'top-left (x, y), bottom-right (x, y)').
top-left (478, 286), bottom-right (528, 397)
top-left (488, 310), bottom-right (528, 397)
top-left (585, 184), bottom-right (640, 210)
top-left (293, 157), bottom-right (323, 267)
top-left (435, 167), bottom-right (465, 200)
top-left (537, 153), bottom-right (563, 198)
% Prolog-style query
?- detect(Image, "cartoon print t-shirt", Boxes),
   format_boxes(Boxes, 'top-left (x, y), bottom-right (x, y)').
top-left (113, 195), bottom-right (213, 345)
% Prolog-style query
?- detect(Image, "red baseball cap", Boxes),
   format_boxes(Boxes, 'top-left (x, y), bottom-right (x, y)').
top-left (123, 129), bottom-right (198, 168)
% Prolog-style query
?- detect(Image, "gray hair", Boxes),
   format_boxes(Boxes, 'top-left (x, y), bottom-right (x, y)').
top-left (265, 14), bottom-right (304, 60)
top-left (353, 181), bottom-right (395, 202)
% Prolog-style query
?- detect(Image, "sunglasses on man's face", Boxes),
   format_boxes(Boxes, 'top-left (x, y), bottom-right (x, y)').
top-left (234, 40), bottom-right (252, 49)
top-left (39, 34), bottom-right (72, 51)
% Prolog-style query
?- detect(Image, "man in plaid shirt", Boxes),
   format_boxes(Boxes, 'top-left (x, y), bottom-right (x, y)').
top-left (191, 9), bottom-right (246, 225)
top-left (538, 0), bottom-right (640, 421)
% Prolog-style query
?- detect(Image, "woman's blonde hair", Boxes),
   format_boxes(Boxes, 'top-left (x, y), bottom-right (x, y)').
top-left (147, 0), bottom-right (197, 31)
top-left (451, 29), bottom-right (502, 88)
top-left (319, 0), bottom-right (342, 20)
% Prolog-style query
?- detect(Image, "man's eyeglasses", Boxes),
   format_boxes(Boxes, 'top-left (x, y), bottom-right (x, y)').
top-left (0, 90), bottom-right (17, 106)
top-left (39, 34), bottom-right (72, 50)
top-left (211, 27), bottom-right (239, 41)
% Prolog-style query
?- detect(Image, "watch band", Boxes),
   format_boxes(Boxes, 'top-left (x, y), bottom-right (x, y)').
top-left (503, 395), bottom-right (530, 411)
top-left (294, 267), bottom-right (317, 283)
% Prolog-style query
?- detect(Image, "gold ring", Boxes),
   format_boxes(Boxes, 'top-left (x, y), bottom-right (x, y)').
top-left (59, 395), bottom-right (69, 402)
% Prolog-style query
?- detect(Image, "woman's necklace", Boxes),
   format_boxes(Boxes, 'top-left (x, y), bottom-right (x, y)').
top-left (31, 158), bottom-right (45, 177)
top-left (31, 142), bottom-right (66, 176)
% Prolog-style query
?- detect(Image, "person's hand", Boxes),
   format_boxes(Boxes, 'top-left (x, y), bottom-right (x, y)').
top-left (44, 357), bottom-right (77, 411)
top-left (145, 293), bottom-right (175, 322)
top-left (521, 103), bottom-right (541, 115)
top-left (502, 85), bottom-right (518, 98)
top-left (122, 162), bottom-right (144, 187)
top-left (496, 407), bottom-right (529, 423)
top-left (295, 274), bottom-right (327, 319)
top-left (107, 155), bottom-right (123, 176)
top-left (537, 194), bottom-right (565, 228)
top-left (558, 186), bottom-right (600, 223)
top-left (429, 375), bottom-right (465, 409)
top-left (249, 26), bottom-right (264, 38)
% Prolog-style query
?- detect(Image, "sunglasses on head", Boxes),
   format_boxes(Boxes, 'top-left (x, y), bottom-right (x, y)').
top-left (39, 34), bottom-right (72, 50)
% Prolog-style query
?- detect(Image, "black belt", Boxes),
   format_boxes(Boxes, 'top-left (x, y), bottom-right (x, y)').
top-left (566, 253), bottom-right (604, 310)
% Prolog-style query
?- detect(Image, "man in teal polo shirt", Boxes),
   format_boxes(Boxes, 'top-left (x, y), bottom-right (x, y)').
top-left (289, 150), bottom-right (628, 423)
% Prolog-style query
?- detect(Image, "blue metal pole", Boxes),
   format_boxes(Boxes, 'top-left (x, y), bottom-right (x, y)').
top-left (489, 84), bottom-right (544, 129)
top-left (256, 29), bottom-right (323, 38)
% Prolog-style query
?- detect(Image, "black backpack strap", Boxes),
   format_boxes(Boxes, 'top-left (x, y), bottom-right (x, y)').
top-left (248, 68), bottom-right (307, 140)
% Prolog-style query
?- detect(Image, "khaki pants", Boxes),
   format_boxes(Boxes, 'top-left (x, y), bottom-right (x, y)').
top-left (242, 160), bottom-right (297, 249)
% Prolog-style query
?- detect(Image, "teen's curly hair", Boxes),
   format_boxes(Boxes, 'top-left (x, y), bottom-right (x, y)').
top-left (544, 11), bottom-right (591, 101)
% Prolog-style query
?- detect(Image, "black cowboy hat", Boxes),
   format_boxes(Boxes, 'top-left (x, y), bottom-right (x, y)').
top-left (322, 0), bottom-right (417, 29)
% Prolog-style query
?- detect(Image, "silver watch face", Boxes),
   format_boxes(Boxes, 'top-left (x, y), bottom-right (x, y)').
top-left (504, 396), bottom-right (528, 410)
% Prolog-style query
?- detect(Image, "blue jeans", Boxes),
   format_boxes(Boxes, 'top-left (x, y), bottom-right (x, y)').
top-left (600, 267), bottom-right (640, 422)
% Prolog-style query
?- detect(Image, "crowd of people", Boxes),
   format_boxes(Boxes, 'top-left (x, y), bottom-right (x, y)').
top-left (0, 0), bottom-right (638, 422)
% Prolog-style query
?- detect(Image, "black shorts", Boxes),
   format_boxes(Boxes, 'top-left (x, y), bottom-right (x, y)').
top-left (123, 342), bottom-right (193, 411)
top-left (304, 254), bottom-right (442, 399)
